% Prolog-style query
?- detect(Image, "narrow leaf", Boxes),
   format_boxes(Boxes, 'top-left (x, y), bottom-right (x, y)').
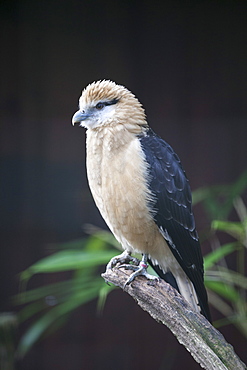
top-left (204, 243), bottom-right (238, 270)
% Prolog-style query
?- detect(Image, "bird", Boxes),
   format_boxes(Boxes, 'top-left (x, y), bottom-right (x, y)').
top-left (72, 80), bottom-right (211, 322)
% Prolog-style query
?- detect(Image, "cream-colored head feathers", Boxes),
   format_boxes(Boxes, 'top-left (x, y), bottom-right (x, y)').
top-left (72, 80), bottom-right (147, 133)
top-left (81, 80), bottom-right (126, 105)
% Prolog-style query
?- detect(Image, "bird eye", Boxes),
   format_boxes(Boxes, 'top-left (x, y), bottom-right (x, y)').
top-left (95, 102), bottom-right (105, 110)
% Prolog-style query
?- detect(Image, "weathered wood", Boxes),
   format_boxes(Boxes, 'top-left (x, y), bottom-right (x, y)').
top-left (102, 267), bottom-right (246, 370)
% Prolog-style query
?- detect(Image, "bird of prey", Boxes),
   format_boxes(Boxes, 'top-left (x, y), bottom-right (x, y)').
top-left (72, 80), bottom-right (211, 322)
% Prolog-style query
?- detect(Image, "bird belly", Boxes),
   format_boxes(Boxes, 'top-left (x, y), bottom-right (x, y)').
top-left (86, 129), bottom-right (180, 273)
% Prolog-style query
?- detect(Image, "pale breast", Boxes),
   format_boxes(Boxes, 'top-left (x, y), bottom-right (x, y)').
top-left (86, 127), bottom-right (156, 251)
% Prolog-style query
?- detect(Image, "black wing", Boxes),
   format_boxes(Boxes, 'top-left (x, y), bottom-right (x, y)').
top-left (139, 128), bottom-right (211, 321)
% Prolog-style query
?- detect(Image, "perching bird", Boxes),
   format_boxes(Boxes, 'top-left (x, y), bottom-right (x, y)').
top-left (72, 80), bottom-right (211, 322)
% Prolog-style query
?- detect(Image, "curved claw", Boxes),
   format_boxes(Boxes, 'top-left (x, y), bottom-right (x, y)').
top-left (106, 252), bottom-right (158, 287)
top-left (106, 251), bottom-right (139, 271)
top-left (122, 262), bottom-right (159, 287)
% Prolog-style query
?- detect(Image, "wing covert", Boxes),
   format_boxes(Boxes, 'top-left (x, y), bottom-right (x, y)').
top-left (139, 129), bottom-right (211, 319)
top-left (139, 129), bottom-right (197, 240)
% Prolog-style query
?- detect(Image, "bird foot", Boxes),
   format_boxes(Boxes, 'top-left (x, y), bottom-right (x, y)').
top-left (119, 260), bottom-right (159, 287)
top-left (106, 252), bottom-right (158, 288)
top-left (106, 251), bottom-right (140, 271)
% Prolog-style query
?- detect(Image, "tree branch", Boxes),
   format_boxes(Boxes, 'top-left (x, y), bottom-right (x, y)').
top-left (102, 267), bottom-right (246, 370)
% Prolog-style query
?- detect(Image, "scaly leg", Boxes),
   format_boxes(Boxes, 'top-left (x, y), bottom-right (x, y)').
top-left (118, 253), bottom-right (159, 287)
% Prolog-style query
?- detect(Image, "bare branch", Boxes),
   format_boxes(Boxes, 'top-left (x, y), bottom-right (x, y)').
top-left (102, 268), bottom-right (246, 370)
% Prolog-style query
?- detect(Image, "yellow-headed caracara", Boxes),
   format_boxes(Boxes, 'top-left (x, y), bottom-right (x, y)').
top-left (72, 80), bottom-right (211, 322)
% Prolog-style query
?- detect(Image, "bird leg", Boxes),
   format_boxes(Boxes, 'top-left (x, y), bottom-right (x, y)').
top-left (106, 250), bottom-right (140, 271)
top-left (118, 253), bottom-right (159, 287)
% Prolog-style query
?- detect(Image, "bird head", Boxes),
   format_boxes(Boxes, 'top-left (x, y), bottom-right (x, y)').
top-left (72, 80), bottom-right (147, 133)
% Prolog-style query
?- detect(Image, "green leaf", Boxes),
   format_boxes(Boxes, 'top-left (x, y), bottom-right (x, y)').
top-left (97, 284), bottom-right (116, 314)
top-left (17, 283), bottom-right (103, 358)
top-left (15, 280), bottom-right (73, 305)
top-left (83, 228), bottom-right (121, 251)
top-left (206, 267), bottom-right (247, 290)
top-left (18, 302), bottom-right (47, 323)
top-left (47, 238), bottom-right (87, 251)
top-left (20, 250), bottom-right (116, 277)
top-left (204, 242), bottom-right (238, 270)
top-left (206, 281), bottom-right (240, 302)
top-left (212, 220), bottom-right (246, 241)
top-left (192, 187), bottom-right (211, 205)
top-left (229, 170), bottom-right (247, 202)
top-left (192, 170), bottom-right (247, 220)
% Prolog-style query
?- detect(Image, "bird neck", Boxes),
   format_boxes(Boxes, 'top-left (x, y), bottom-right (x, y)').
top-left (86, 123), bottom-right (134, 153)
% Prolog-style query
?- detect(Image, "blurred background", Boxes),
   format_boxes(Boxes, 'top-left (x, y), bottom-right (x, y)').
top-left (1, 0), bottom-right (247, 369)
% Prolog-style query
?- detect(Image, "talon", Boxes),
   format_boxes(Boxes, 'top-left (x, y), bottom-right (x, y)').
top-left (106, 251), bottom-right (140, 271)
top-left (122, 254), bottom-right (158, 286)
top-left (117, 263), bottom-right (139, 271)
top-left (106, 252), bottom-right (158, 287)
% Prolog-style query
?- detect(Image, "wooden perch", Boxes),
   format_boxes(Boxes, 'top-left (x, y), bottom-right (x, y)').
top-left (102, 267), bottom-right (246, 370)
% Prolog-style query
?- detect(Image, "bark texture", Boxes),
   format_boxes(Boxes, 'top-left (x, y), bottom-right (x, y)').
top-left (102, 268), bottom-right (246, 370)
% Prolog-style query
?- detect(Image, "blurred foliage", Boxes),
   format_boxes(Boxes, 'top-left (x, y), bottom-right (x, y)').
top-left (0, 312), bottom-right (17, 370)
top-left (13, 171), bottom-right (247, 358)
top-left (195, 170), bottom-right (247, 338)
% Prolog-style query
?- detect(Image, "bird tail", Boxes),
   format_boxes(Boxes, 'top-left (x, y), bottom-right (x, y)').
top-left (174, 272), bottom-right (201, 314)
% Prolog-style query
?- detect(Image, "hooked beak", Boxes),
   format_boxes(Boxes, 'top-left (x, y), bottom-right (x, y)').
top-left (72, 110), bottom-right (91, 126)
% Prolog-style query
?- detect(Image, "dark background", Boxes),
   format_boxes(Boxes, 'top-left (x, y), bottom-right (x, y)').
top-left (1, 0), bottom-right (247, 369)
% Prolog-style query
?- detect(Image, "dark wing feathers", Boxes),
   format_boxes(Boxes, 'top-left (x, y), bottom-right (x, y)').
top-left (139, 129), bottom-right (211, 321)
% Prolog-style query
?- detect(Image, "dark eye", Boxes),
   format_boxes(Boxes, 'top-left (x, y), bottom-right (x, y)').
top-left (95, 102), bottom-right (105, 110)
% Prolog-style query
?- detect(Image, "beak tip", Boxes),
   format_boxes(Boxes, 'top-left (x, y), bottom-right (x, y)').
top-left (72, 111), bottom-right (81, 126)
top-left (72, 110), bottom-right (90, 126)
